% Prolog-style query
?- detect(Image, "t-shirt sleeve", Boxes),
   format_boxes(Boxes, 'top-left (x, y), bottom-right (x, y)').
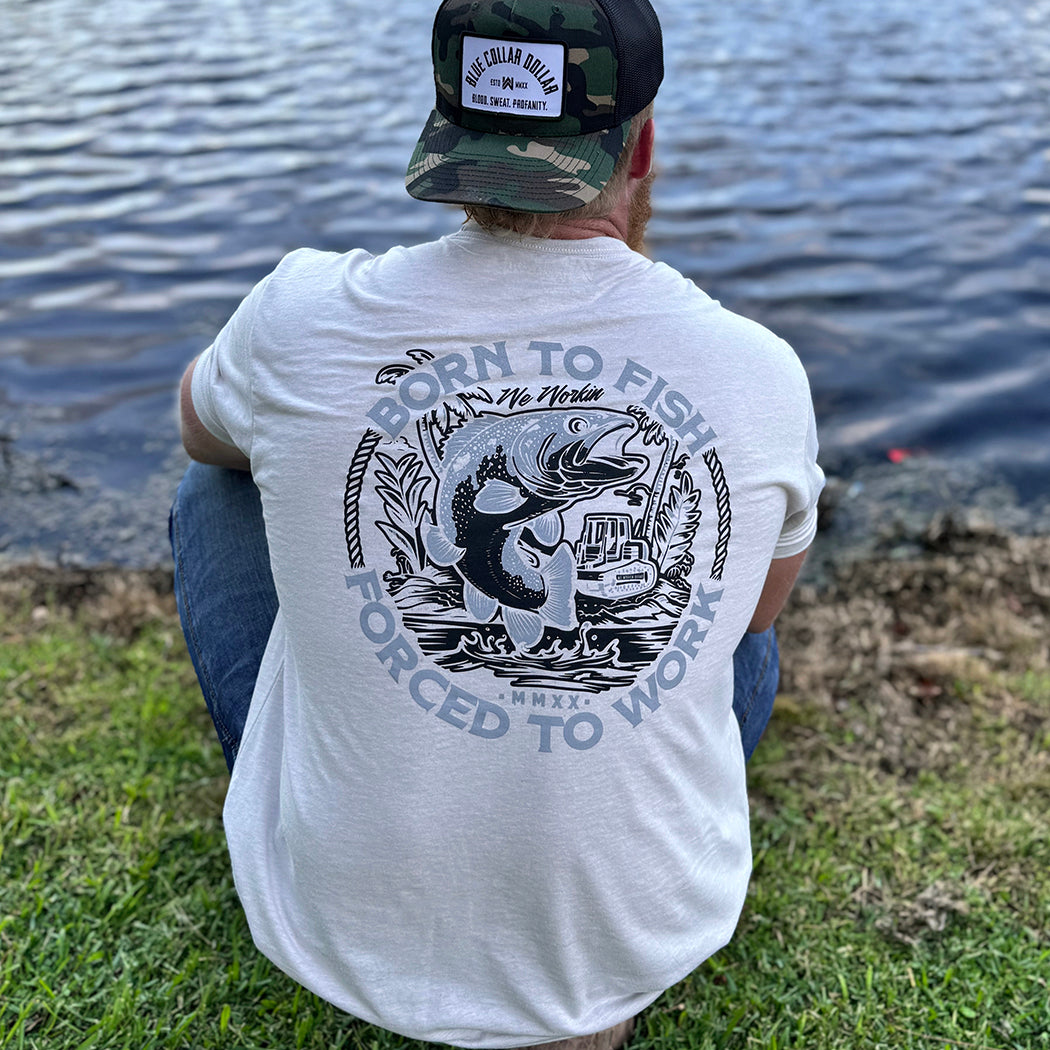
top-left (773, 385), bottom-right (824, 560)
top-left (190, 271), bottom-right (275, 456)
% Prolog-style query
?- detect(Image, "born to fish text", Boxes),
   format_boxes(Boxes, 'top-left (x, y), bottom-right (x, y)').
top-left (367, 340), bottom-right (604, 439)
top-left (614, 359), bottom-right (718, 454)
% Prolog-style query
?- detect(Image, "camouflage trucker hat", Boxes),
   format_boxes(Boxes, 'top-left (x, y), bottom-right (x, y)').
top-left (406, 0), bottom-right (663, 214)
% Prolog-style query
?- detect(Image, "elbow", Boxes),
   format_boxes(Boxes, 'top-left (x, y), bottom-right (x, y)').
top-left (178, 357), bottom-right (250, 470)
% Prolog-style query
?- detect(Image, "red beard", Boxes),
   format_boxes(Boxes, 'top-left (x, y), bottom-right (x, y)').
top-left (627, 171), bottom-right (655, 254)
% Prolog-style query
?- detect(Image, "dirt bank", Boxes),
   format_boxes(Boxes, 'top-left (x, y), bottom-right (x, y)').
top-left (775, 518), bottom-right (1049, 778)
top-left (2, 520), bottom-right (1050, 743)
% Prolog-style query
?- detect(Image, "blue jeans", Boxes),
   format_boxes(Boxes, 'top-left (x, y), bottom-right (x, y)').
top-left (170, 463), bottom-right (779, 771)
top-left (733, 621), bottom-right (779, 762)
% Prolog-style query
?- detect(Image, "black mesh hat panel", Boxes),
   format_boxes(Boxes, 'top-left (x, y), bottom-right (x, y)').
top-left (597, 0), bottom-right (664, 121)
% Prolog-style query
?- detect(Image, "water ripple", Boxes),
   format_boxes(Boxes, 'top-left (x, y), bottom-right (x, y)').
top-left (1, 0), bottom-right (1049, 561)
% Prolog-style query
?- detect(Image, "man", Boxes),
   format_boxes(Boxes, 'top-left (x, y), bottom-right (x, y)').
top-left (170, 1), bottom-right (824, 1047)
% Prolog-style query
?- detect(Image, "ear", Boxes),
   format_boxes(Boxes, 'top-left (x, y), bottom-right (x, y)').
top-left (628, 118), bottom-right (655, 180)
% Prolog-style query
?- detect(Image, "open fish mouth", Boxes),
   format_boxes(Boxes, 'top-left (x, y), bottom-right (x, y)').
top-left (549, 438), bottom-right (640, 481)
top-left (537, 422), bottom-right (644, 495)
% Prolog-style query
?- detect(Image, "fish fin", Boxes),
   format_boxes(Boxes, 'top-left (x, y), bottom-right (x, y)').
top-left (474, 479), bottom-right (526, 514)
top-left (463, 580), bottom-right (498, 622)
top-left (443, 415), bottom-right (497, 464)
top-left (540, 543), bottom-right (578, 631)
top-left (503, 607), bottom-right (544, 650)
top-left (424, 524), bottom-right (464, 567)
top-left (531, 512), bottom-right (563, 547)
top-left (503, 526), bottom-right (540, 570)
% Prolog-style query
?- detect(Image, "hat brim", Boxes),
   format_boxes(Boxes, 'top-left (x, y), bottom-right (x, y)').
top-left (406, 110), bottom-right (632, 214)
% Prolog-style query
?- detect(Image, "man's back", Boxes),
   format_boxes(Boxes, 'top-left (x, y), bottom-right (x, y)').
top-left (188, 225), bottom-right (821, 1045)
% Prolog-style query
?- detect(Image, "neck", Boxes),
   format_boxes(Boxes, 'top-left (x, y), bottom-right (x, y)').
top-left (544, 213), bottom-right (629, 242)
top-left (545, 185), bottom-right (634, 243)
top-left (539, 171), bottom-right (652, 251)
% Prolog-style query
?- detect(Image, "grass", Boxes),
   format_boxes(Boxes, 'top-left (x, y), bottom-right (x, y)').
top-left (2, 528), bottom-right (1049, 1050)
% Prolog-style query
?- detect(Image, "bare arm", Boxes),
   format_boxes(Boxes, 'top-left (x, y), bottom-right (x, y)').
top-left (748, 548), bottom-right (808, 633)
top-left (179, 356), bottom-right (251, 471)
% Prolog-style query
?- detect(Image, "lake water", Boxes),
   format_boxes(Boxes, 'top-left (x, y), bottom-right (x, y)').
top-left (1, 0), bottom-right (1049, 565)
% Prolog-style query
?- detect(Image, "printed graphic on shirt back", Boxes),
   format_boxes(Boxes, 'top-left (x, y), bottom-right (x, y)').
top-left (344, 346), bottom-right (733, 701)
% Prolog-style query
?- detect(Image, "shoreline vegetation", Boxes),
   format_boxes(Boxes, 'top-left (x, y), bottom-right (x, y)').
top-left (3, 518), bottom-right (1048, 1048)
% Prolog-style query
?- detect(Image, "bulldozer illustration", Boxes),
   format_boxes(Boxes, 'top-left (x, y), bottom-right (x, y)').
top-left (574, 514), bottom-right (658, 601)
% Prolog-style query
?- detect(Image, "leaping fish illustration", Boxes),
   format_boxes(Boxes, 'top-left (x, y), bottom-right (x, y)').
top-left (424, 408), bottom-right (644, 650)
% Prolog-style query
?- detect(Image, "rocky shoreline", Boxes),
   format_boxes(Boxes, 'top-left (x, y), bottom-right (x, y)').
top-left (2, 446), bottom-right (1049, 572)
top-left (3, 513), bottom-right (1047, 692)
top-left (2, 446), bottom-right (1049, 697)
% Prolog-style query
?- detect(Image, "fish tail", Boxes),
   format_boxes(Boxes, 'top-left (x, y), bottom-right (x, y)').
top-left (464, 580), bottom-right (498, 622)
top-left (503, 607), bottom-right (544, 650)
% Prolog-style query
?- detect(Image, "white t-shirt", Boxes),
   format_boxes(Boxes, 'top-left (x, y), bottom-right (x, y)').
top-left (192, 223), bottom-right (824, 1047)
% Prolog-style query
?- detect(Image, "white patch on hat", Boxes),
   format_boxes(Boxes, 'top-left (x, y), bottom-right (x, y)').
top-left (460, 35), bottom-right (565, 119)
